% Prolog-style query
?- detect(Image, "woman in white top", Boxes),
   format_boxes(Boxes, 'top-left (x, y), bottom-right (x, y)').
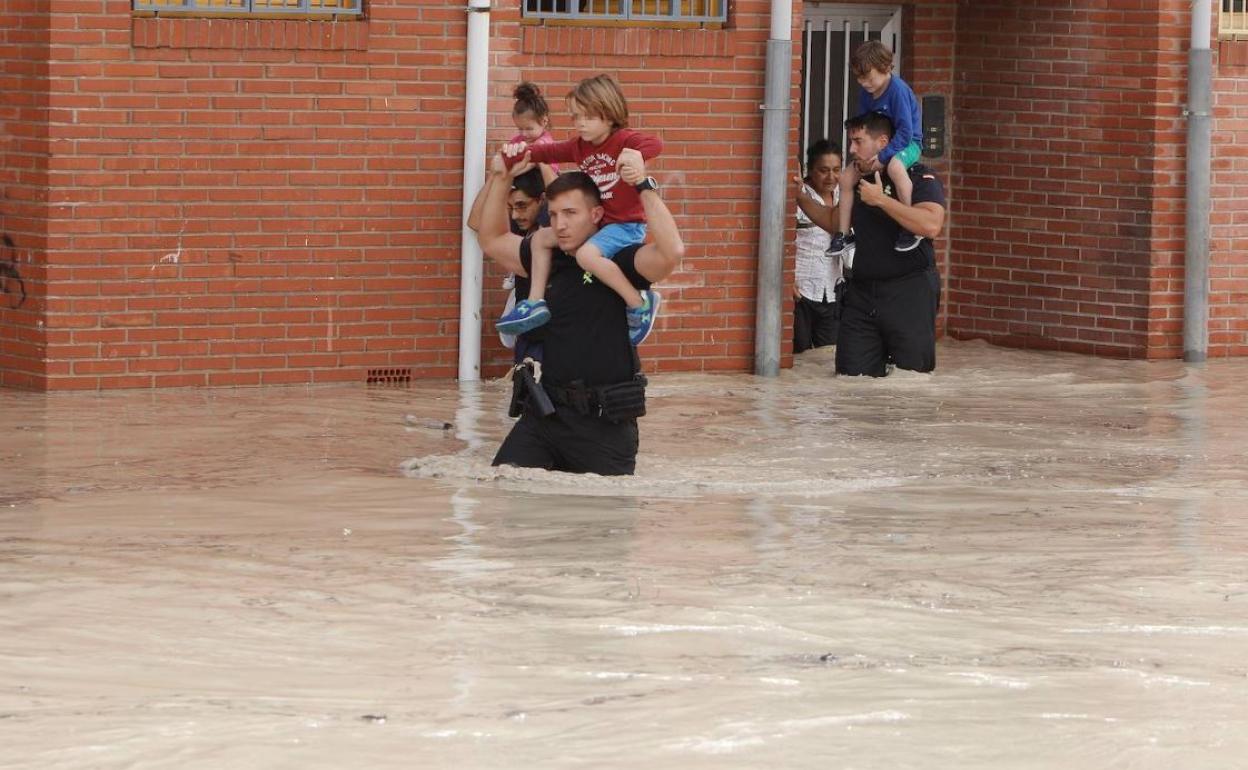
top-left (793, 139), bottom-right (844, 353)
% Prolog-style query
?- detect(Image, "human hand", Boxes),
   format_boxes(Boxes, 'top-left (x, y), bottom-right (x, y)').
top-left (857, 171), bottom-right (888, 207)
top-left (792, 282), bottom-right (802, 300)
top-left (793, 174), bottom-right (807, 199)
top-left (617, 148), bottom-right (645, 185)
top-left (490, 151), bottom-right (507, 175)
top-left (508, 152), bottom-right (535, 178)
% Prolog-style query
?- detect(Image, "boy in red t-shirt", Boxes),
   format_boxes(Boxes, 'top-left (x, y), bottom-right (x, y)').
top-left (497, 74), bottom-right (664, 345)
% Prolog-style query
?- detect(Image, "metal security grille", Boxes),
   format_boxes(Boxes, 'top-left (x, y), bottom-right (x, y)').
top-left (800, 4), bottom-right (902, 165)
top-left (1224, 0), bottom-right (1248, 37)
top-left (132, 0), bottom-right (362, 16)
top-left (522, 0), bottom-right (726, 24)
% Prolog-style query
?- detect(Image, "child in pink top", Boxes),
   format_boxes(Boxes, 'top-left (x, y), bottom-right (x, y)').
top-left (497, 74), bottom-right (663, 346)
top-left (509, 82), bottom-right (558, 186)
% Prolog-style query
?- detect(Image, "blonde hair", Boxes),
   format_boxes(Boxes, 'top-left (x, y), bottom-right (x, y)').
top-left (568, 74), bottom-right (630, 129)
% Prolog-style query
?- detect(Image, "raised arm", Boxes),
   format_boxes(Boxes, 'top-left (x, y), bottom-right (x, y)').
top-left (617, 148), bottom-right (682, 283)
top-left (793, 175), bottom-right (838, 234)
top-left (477, 153), bottom-right (529, 277)
top-left (465, 171), bottom-right (496, 233)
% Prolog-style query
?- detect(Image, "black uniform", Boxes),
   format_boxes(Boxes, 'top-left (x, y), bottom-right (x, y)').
top-left (836, 164), bottom-right (945, 377)
top-left (492, 235), bottom-right (650, 475)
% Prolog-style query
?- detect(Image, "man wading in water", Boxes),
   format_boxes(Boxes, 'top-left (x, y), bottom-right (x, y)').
top-left (476, 149), bottom-right (684, 475)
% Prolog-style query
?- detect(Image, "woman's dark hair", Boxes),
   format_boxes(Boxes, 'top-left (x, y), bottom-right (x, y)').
top-left (512, 81), bottom-right (551, 121)
top-left (805, 138), bottom-right (842, 175)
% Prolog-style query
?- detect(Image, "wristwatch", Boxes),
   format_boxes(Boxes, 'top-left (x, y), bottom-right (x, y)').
top-left (634, 176), bottom-right (660, 195)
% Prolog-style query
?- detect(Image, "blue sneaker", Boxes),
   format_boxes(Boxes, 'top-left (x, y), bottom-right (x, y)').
top-left (496, 299), bottom-right (551, 334)
top-left (627, 289), bottom-right (661, 346)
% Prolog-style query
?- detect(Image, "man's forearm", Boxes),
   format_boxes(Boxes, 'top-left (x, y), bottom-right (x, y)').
top-left (636, 189), bottom-right (683, 283)
top-left (796, 193), bottom-right (836, 233)
top-left (477, 168), bottom-right (525, 275)
top-left (875, 198), bottom-right (944, 239)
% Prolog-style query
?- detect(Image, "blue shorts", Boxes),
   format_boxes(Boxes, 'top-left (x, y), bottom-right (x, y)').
top-left (588, 222), bottom-right (647, 261)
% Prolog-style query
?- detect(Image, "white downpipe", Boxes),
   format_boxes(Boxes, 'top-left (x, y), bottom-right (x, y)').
top-left (458, 0), bottom-right (491, 381)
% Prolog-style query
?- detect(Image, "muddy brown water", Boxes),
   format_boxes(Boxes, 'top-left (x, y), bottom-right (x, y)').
top-left (1, 341), bottom-right (1246, 768)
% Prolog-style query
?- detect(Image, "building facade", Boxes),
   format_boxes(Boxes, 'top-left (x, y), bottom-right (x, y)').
top-left (0, 0), bottom-right (1244, 390)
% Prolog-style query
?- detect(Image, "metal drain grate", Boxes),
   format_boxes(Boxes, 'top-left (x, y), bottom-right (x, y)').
top-left (366, 367), bottom-right (412, 386)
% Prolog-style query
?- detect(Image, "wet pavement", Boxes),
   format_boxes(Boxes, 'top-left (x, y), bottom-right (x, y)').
top-left (1, 340), bottom-right (1246, 768)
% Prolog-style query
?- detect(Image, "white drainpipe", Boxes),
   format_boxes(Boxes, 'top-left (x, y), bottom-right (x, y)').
top-left (458, 0), bottom-right (491, 381)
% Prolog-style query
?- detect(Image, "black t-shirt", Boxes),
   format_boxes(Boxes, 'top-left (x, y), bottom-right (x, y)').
top-left (850, 163), bottom-right (946, 282)
top-left (519, 236), bottom-right (651, 387)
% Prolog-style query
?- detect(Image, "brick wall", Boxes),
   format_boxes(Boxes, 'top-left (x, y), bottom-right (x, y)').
top-left (1212, 17), bottom-right (1248, 355)
top-left (0, 0), bottom-right (49, 389)
top-left (30, 0), bottom-right (469, 389)
top-left (9, 0), bottom-right (809, 389)
top-left (949, 0), bottom-right (1167, 357)
top-left (479, 2), bottom-right (800, 377)
top-left (948, 0), bottom-right (1248, 359)
top-left (903, 0), bottom-right (957, 322)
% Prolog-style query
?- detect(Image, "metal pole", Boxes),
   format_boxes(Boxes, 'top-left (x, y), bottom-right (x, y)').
top-left (753, 0), bottom-right (793, 377)
top-left (458, 0), bottom-right (491, 381)
top-left (1184, 0), bottom-right (1212, 363)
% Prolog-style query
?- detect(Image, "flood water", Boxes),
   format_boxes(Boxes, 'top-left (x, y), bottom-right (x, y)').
top-left (2, 340), bottom-right (1246, 769)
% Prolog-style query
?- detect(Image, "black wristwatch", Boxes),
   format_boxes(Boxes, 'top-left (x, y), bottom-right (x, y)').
top-left (634, 176), bottom-right (660, 195)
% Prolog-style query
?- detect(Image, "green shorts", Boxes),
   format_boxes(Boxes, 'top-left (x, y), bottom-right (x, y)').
top-left (892, 140), bottom-right (921, 169)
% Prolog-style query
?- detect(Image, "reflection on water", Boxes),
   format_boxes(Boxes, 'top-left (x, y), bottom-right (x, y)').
top-left (1, 341), bottom-right (1247, 768)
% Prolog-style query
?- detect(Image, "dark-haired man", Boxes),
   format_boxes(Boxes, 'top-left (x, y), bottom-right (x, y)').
top-left (476, 148), bottom-right (683, 474)
top-left (836, 111), bottom-right (946, 376)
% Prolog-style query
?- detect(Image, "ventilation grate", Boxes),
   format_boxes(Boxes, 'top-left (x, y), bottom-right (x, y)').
top-left (366, 367), bottom-right (412, 386)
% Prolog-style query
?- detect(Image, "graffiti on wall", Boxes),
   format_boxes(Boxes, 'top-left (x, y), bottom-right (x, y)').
top-left (1, 234), bottom-right (27, 309)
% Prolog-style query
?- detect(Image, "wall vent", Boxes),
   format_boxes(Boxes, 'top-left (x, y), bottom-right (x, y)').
top-left (366, 367), bottom-right (412, 386)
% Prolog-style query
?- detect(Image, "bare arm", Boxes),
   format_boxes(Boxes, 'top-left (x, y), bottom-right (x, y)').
top-left (618, 148), bottom-right (683, 283)
top-left (793, 176), bottom-right (838, 233)
top-left (465, 172), bottom-right (495, 233)
top-left (856, 172), bottom-right (945, 239)
top-left (477, 154), bottom-right (529, 277)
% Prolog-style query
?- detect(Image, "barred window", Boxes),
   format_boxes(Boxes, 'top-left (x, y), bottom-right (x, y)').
top-left (132, 0), bottom-right (362, 17)
top-left (523, 0), bottom-right (726, 25)
top-left (1224, 0), bottom-right (1248, 39)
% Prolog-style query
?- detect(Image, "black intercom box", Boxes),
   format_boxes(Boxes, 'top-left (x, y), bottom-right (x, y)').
top-left (922, 95), bottom-right (946, 157)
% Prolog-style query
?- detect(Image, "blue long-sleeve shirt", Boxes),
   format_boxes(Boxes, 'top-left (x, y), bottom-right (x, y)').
top-left (858, 74), bottom-right (921, 165)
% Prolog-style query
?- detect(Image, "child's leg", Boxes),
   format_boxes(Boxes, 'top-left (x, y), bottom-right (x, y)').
top-left (496, 226), bottom-right (554, 333)
top-left (888, 155), bottom-right (914, 207)
top-left (837, 164), bottom-right (860, 234)
top-left (526, 230), bottom-right (552, 303)
top-left (575, 242), bottom-right (644, 308)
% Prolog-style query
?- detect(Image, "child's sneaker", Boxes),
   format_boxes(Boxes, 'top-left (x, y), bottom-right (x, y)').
top-left (827, 232), bottom-right (851, 257)
top-left (894, 231), bottom-right (922, 252)
top-left (496, 299), bottom-right (551, 334)
top-left (627, 289), bottom-right (661, 346)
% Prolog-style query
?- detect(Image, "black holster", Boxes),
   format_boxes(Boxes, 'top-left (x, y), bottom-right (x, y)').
top-left (508, 362), bottom-right (555, 419)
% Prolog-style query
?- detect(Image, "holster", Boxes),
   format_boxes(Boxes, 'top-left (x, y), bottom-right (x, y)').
top-left (508, 361), bottom-right (555, 419)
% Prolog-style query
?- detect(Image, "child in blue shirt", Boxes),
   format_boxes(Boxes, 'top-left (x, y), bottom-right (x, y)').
top-left (830, 40), bottom-right (924, 256)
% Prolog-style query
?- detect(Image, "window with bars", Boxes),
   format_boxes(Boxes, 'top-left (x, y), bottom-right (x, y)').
top-left (522, 0), bottom-right (726, 25)
top-left (1224, 0), bottom-right (1248, 38)
top-left (132, 0), bottom-right (362, 17)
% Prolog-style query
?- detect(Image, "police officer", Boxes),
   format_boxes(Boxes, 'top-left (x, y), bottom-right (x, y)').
top-left (836, 111), bottom-right (947, 376)
top-left (476, 149), bottom-right (683, 474)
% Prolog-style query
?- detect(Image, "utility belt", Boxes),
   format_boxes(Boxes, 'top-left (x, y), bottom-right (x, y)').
top-left (508, 359), bottom-right (647, 423)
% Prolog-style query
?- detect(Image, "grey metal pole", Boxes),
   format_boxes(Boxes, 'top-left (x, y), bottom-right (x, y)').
top-left (753, 1), bottom-right (793, 377)
top-left (1184, 0), bottom-right (1212, 363)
